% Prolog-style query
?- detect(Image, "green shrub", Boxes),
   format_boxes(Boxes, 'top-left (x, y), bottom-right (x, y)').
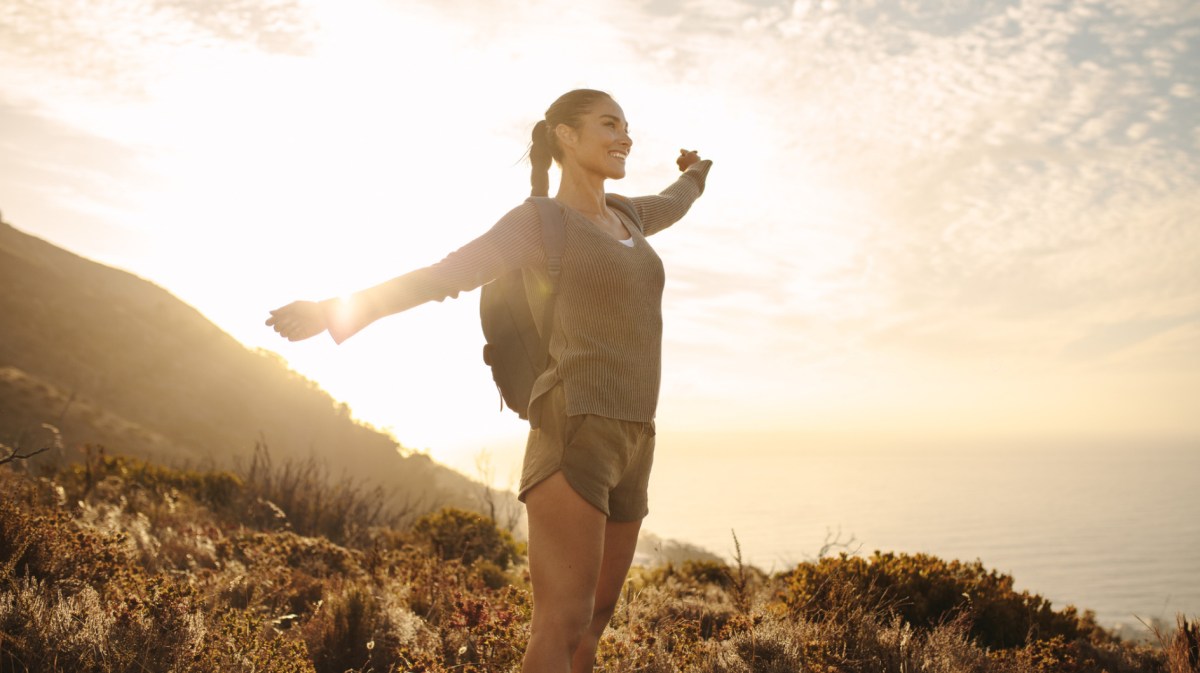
top-left (410, 508), bottom-right (520, 570)
top-left (56, 448), bottom-right (243, 513)
top-left (778, 551), bottom-right (1092, 649)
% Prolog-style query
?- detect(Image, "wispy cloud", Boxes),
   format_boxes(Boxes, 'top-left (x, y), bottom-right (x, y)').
top-left (0, 0), bottom-right (313, 104)
top-left (635, 0), bottom-right (1200, 352)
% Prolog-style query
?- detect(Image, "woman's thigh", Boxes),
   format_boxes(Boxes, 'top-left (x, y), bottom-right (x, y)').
top-left (524, 472), bottom-right (608, 624)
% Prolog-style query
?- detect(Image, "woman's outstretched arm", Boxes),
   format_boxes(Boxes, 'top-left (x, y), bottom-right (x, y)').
top-left (629, 151), bottom-right (713, 237)
top-left (267, 201), bottom-right (544, 344)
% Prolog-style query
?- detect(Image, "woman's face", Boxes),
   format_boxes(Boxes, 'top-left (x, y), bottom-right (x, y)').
top-left (558, 97), bottom-right (633, 181)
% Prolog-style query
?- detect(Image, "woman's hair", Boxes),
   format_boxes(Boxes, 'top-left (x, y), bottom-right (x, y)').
top-left (530, 89), bottom-right (613, 197)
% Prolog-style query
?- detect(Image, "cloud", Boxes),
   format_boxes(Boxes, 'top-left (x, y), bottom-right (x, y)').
top-left (1061, 313), bottom-right (1200, 362)
top-left (628, 1), bottom-right (1199, 358)
top-left (155, 0), bottom-right (317, 54)
top-left (0, 0), bottom-right (314, 104)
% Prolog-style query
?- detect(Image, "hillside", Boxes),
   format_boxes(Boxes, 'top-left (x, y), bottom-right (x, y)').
top-left (0, 216), bottom-right (504, 519)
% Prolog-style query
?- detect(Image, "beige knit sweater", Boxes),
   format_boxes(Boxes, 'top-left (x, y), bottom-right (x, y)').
top-left (324, 159), bottom-right (712, 422)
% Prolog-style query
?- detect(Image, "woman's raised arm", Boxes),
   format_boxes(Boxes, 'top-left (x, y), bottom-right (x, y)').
top-left (630, 151), bottom-right (713, 237)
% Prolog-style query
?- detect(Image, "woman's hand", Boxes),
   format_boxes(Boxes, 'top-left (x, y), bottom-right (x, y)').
top-left (676, 149), bottom-right (702, 171)
top-left (266, 300), bottom-right (328, 342)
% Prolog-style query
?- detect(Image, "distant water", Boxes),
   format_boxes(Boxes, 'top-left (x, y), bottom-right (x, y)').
top-left (643, 439), bottom-right (1200, 632)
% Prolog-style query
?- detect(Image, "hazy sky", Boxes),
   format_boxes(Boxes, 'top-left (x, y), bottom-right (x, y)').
top-left (2, 0), bottom-right (1197, 477)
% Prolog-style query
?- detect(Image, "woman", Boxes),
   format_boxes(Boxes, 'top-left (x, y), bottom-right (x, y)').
top-left (266, 88), bottom-right (711, 672)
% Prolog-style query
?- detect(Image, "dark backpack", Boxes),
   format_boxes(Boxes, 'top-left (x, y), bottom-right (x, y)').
top-left (480, 194), bottom-right (642, 419)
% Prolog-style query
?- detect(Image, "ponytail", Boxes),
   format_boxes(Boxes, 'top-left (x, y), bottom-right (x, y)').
top-left (530, 120), bottom-right (552, 197)
top-left (528, 89), bottom-right (613, 197)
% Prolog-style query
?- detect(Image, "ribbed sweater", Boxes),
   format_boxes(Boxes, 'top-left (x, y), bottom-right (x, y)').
top-left (324, 159), bottom-right (713, 422)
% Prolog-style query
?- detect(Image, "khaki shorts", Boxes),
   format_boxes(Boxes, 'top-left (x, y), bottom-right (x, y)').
top-left (518, 385), bottom-right (655, 522)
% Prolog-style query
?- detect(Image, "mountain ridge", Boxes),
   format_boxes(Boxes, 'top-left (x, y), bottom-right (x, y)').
top-left (0, 216), bottom-right (500, 519)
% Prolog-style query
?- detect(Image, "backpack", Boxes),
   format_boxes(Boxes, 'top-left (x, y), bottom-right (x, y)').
top-left (480, 194), bottom-right (642, 419)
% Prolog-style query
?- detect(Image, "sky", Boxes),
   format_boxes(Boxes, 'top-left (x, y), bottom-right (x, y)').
top-left (1, 0), bottom-right (1198, 482)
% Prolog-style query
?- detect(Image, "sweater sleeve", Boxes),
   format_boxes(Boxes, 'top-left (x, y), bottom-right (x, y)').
top-left (630, 159), bottom-right (713, 237)
top-left (321, 201), bottom-right (544, 343)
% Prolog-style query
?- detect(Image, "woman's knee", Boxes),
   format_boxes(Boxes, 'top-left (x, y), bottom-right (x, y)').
top-left (531, 601), bottom-right (595, 648)
top-left (588, 600), bottom-right (618, 636)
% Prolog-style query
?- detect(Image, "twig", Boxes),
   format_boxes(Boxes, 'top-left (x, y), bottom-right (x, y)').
top-left (0, 445), bottom-right (51, 465)
top-left (0, 423), bottom-right (61, 465)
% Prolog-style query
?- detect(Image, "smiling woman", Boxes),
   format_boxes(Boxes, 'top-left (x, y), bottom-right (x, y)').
top-left (266, 88), bottom-right (712, 672)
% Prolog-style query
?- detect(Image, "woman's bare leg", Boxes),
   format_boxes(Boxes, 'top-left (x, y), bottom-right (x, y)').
top-left (570, 517), bottom-right (642, 673)
top-left (522, 472), bottom-right (608, 673)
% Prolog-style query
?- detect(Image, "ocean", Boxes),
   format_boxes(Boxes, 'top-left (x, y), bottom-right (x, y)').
top-left (642, 437), bottom-right (1200, 634)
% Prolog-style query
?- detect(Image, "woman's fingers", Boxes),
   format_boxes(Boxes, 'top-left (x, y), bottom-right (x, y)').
top-left (676, 149), bottom-right (701, 171)
top-left (265, 301), bottom-right (325, 340)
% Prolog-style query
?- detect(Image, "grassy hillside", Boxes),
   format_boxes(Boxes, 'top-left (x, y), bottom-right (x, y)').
top-left (0, 216), bottom-right (510, 520)
top-left (2, 454), bottom-right (1195, 673)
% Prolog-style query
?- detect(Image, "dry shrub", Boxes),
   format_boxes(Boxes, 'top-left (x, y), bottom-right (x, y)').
top-left (1150, 614), bottom-right (1200, 673)
top-left (300, 582), bottom-right (378, 673)
top-left (240, 441), bottom-right (406, 547)
top-left (191, 609), bottom-right (314, 673)
top-left (438, 585), bottom-right (530, 670)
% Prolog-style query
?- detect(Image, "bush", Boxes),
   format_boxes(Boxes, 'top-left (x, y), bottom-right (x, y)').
top-left (56, 447), bottom-right (243, 513)
top-left (300, 583), bottom-right (378, 673)
top-left (778, 551), bottom-right (1093, 649)
top-left (410, 507), bottom-right (520, 570)
top-left (239, 442), bottom-right (404, 547)
top-left (0, 475), bottom-right (130, 587)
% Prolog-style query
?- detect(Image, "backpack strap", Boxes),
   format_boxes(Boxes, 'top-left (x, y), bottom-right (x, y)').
top-left (528, 197), bottom-right (567, 286)
top-left (526, 197), bottom-right (567, 370)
